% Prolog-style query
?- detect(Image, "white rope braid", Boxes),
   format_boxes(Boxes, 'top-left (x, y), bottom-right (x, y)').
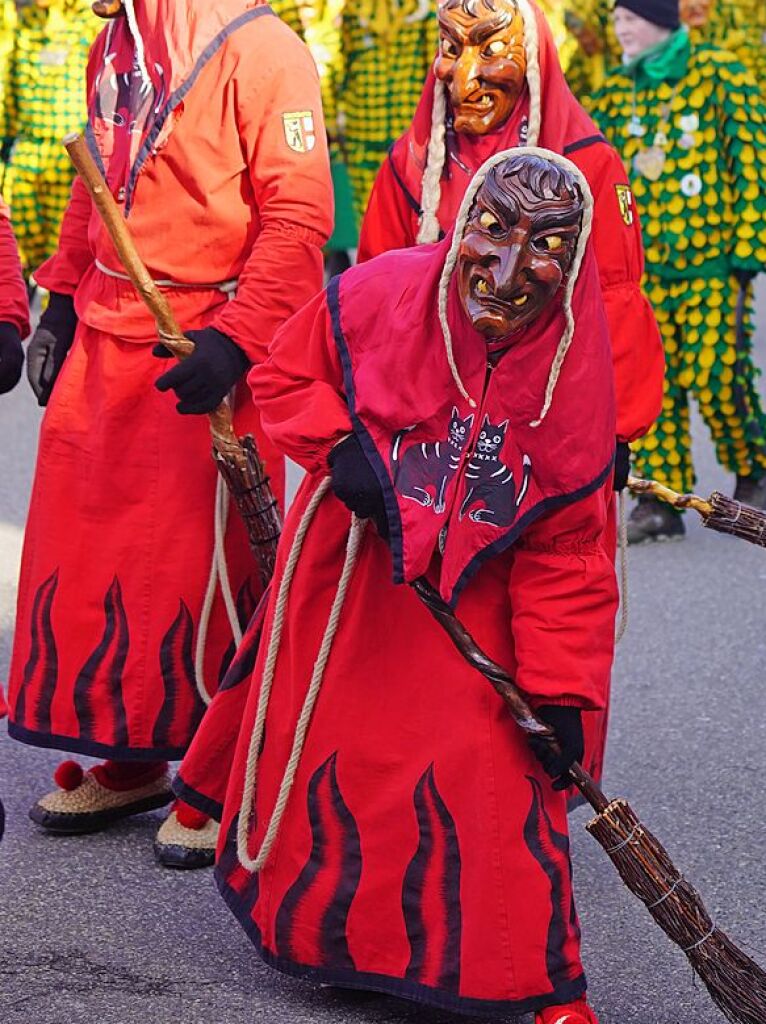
top-left (418, 0), bottom-right (542, 244)
top-left (123, 0), bottom-right (152, 91)
top-left (417, 80), bottom-right (448, 244)
top-left (237, 479), bottom-right (366, 872)
top-left (194, 475), bottom-right (244, 706)
top-left (517, 0), bottom-right (541, 146)
top-left (435, 145), bottom-right (594, 421)
top-left (615, 489), bottom-right (629, 643)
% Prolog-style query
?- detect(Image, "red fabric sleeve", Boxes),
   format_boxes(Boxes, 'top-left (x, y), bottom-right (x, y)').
top-left (508, 483), bottom-right (617, 711)
top-left (34, 175), bottom-right (94, 296)
top-left (213, 34), bottom-right (334, 363)
top-left (247, 290), bottom-right (353, 472)
top-left (574, 144), bottom-right (665, 443)
top-left (357, 154), bottom-right (419, 262)
top-left (0, 199), bottom-right (30, 337)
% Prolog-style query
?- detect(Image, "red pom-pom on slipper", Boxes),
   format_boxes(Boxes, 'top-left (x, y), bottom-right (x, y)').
top-left (174, 799), bottom-right (210, 831)
top-left (54, 760), bottom-right (85, 791)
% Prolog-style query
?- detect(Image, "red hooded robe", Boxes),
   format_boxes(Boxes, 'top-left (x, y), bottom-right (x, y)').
top-left (213, 217), bottom-right (618, 1013)
top-left (7, 1), bottom-right (333, 760)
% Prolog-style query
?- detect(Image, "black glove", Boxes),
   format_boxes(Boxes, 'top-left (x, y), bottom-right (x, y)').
top-left (733, 268), bottom-right (757, 289)
top-left (0, 322), bottom-right (23, 395)
top-left (328, 433), bottom-right (388, 537)
top-left (527, 705), bottom-right (584, 791)
top-left (26, 291), bottom-right (78, 406)
top-left (154, 326), bottom-right (249, 414)
top-left (614, 440), bottom-right (630, 492)
top-left (0, 137), bottom-right (14, 164)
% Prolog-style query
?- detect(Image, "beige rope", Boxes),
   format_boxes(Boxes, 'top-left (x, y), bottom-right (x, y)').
top-left (615, 489), bottom-right (629, 644)
top-left (237, 479), bottom-right (366, 872)
top-left (194, 475), bottom-right (244, 707)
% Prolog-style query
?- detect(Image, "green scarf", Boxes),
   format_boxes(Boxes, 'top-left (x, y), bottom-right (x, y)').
top-left (622, 26), bottom-right (691, 90)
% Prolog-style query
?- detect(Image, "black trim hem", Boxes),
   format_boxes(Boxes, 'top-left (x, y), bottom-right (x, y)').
top-left (7, 721), bottom-right (188, 762)
top-left (215, 867), bottom-right (587, 1019)
top-left (387, 146), bottom-right (423, 216)
top-left (563, 134), bottom-right (607, 156)
top-left (172, 772), bottom-right (224, 822)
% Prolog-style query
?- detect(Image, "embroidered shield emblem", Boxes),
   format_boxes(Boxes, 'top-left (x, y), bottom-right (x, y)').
top-left (615, 184), bottom-right (634, 226)
top-left (282, 111), bottom-right (316, 153)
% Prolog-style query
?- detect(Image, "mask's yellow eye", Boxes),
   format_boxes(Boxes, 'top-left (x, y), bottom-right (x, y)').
top-left (485, 39), bottom-right (506, 55)
top-left (479, 210), bottom-right (500, 231)
top-left (544, 235), bottom-right (564, 251)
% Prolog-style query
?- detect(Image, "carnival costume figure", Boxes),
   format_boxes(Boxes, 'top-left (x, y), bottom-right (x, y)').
top-left (5, 0), bottom-right (332, 866)
top-left (0, 0), bottom-right (98, 280)
top-left (590, 0), bottom-right (766, 542)
top-left (216, 149), bottom-right (616, 1024)
top-left (681, 0), bottom-right (766, 100)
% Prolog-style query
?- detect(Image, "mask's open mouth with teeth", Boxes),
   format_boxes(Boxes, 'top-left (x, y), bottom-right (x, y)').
top-left (470, 272), bottom-right (530, 309)
top-left (458, 90), bottom-right (495, 110)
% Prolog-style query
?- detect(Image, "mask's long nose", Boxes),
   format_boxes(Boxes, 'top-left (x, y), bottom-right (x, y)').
top-left (450, 49), bottom-right (482, 102)
top-left (493, 243), bottom-right (525, 299)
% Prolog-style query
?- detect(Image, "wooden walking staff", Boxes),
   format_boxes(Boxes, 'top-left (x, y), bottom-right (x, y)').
top-left (628, 475), bottom-right (766, 547)
top-left (412, 574), bottom-right (766, 1024)
top-left (63, 133), bottom-right (282, 586)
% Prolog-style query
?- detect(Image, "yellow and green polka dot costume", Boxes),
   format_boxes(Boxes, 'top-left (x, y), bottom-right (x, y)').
top-left (0, 0), bottom-right (98, 277)
top-left (590, 41), bottom-right (766, 493)
top-left (691, 1), bottom-right (766, 101)
top-left (560, 0), bottom-right (621, 98)
top-left (334, 0), bottom-right (438, 225)
top-left (0, 0), bottom-right (16, 113)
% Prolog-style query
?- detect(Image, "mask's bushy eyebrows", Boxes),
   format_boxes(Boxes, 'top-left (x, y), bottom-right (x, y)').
top-left (440, 0), bottom-right (516, 18)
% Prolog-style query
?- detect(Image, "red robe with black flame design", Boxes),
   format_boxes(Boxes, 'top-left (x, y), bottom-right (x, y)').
top-left (214, 234), bottom-right (618, 1014)
top-left (7, 1), bottom-right (332, 760)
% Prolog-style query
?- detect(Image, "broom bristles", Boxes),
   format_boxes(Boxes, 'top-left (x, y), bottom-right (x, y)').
top-left (587, 800), bottom-right (766, 1024)
top-left (704, 492), bottom-right (766, 548)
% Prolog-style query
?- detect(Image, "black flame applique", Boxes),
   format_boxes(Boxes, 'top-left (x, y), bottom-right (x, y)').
top-left (522, 776), bottom-right (581, 987)
top-left (217, 815), bottom-right (260, 919)
top-left (15, 569), bottom-right (60, 730)
top-left (275, 752), bottom-right (362, 969)
top-left (218, 577), bottom-right (260, 683)
top-left (72, 576), bottom-right (129, 746)
top-left (152, 599), bottom-right (206, 748)
top-left (402, 764), bottom-right (463, 993)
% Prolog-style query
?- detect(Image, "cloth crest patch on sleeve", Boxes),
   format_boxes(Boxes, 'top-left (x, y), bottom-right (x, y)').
top-left (615, 184), bottom-right (634, 226)
top-left (282, 111), bottom-right (316, 153)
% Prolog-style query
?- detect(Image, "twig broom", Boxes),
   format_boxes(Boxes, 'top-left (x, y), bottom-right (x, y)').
top-left (629, 475), bottom-right (766, 548)
top-left (411, 575), bottom-right (766, 1024)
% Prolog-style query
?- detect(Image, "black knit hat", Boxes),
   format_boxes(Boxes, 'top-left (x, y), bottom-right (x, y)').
top-left (614, 0), bottom-right (680, 29)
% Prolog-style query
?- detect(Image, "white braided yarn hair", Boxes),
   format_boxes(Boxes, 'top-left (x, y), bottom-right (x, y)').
top-left (437, 145), bottom-right (594, 427)
top-left (122, 0), bottom-right (152, 91)
top-left (417, 0), bottom-right (542, 245)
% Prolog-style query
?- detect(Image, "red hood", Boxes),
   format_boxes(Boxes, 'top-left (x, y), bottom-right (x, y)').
top-left (391, 0), bottom-right (602, 234)
top-left (88, 0), bottom-right (272, 211)
top-left (328, 225), bottom-right (615, 604)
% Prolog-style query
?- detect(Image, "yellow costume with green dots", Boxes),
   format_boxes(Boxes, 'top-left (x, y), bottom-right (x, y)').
top-left (590, 29), bottom-right (766, 493)
top-left (561, 0), bottom-right (621, 98)
top-left (0, 0), bottom-right (16, 112)
top-left (0, 0), bottom-right (97, 277)
top-left (692, 1), bottom-right (766, 100)
top-left (335, 0), bottom-right (438, 225)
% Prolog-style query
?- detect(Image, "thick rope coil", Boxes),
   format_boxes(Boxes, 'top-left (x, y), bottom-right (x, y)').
top-left (237, 479), bottom-right (366, 872)
top-left (194, 475), bottom-right (244, 706)
top-left (615, 489), bottom-right (629, 644)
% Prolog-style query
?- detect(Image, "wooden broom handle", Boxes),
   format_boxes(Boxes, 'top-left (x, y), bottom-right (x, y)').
top-left (410, 576), bottom-right (610, 814)
top-left (63, 133), bottom-right (241, 456)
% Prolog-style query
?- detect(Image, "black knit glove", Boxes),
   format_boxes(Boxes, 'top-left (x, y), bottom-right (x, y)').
top-left (328, 433), bottom-right (388, 537)
top-left (527, 705), bottom-right (584, 791)
top-left (26, 292), bottom-right (78, 406)
top-left (614, 440), bottom-right (630, 492)
top-left (0, 137), bottom-right (14, 164)
top-left (153, 326), bottom-right (249, 414)
top-left (0, 323), bottom-right (23, 395)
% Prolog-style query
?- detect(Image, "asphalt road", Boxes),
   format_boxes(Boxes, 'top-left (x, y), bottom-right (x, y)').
top-left (2, 288), bottom-right (766, 1024)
